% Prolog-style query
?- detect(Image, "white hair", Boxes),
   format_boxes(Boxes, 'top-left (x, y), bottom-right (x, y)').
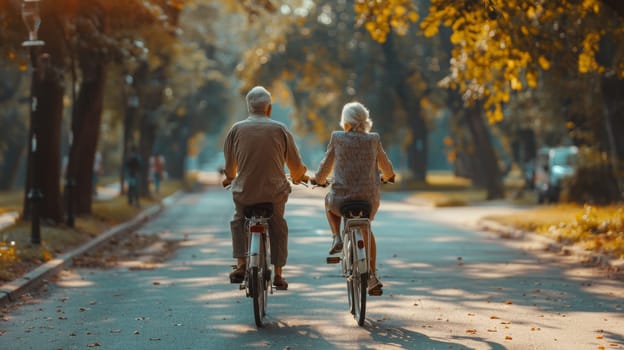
top-left (246, 86), bottom-right (272, 114)
top-left (340, 102), bottom-right (372, 133)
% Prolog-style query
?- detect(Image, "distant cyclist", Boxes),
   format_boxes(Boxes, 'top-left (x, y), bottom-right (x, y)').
top-left (222, 86), bottom-right (309, 290)
top-left (312, 101), bottom-right (395, 295)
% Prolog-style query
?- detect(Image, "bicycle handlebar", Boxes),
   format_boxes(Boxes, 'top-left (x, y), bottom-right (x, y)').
top-left (311, 176), bottom-right (395, 187)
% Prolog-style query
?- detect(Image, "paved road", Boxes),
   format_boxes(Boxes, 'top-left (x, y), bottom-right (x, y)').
top-left (1, 187), bottom-right (622, 349)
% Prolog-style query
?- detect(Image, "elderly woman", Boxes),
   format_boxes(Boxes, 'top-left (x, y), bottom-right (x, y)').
top-left (313, 101), bottom-right (395, 295)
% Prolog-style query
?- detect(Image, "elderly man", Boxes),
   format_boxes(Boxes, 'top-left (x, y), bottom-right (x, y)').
top-left (222, 86), bottom-right (308, 290)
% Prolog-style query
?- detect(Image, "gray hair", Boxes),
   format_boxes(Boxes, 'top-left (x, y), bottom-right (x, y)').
top-left (340, 102), bottom-right (372, 133)
top-left (246, 86), bottom-right (272, 114)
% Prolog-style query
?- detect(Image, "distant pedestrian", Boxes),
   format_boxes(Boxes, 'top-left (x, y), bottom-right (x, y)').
top-left (150, 153), bottom-right (166, 194)
top-left (92, 151), bottom-right (102, 196)
top-left (125, 146), bottom-right (142, 207)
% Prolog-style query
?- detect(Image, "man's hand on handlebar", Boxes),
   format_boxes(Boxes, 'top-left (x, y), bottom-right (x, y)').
top-left (292, 174), bottom-right (310, 185)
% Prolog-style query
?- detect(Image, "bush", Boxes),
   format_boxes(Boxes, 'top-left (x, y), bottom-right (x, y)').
top-left (564, 163), bottom-right (621, 204)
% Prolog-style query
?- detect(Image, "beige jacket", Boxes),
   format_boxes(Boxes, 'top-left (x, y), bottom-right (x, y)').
top-left (315, 130), bottom-right (395, 219)
top-left (223, 115), bottom-right (307, 205)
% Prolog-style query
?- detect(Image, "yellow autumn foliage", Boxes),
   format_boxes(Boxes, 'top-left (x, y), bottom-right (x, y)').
top-left (354, 0), bottom-right (419, 43)
top-left (357, 0), bottom-right (621, 123)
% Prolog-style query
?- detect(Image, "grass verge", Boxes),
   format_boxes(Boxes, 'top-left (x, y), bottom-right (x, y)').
top-left (0, 180), bottom-right (183, 283)
top-left (396, 170), bottom-right (528, 207)
top-left (484, 204), bottom-right (624, 259)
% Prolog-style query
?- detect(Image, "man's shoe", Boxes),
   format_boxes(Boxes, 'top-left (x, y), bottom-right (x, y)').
top-left (328, 235), bottom-right (343, 255)
top-left (368, 275), bottom-right (383, 296)
top-left (229, 264), bottom-right (246, 284)
top-left (273, 275), bottom-right (288, 290)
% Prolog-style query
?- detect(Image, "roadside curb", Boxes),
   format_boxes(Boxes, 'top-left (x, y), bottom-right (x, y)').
top-left (478, 219), bottom-right (624, 280)
top-left (0, 192), bottom-right (183, 307)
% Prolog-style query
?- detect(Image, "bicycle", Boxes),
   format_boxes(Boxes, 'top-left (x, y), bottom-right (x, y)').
top-left (321, 179), bottom-right (391, 326)
top-left (228, 177), bottom-right (307, 327)
top-left (238, 202), bottom-right (273, 327)
top-left (326, 200), bottom-right (374, 326)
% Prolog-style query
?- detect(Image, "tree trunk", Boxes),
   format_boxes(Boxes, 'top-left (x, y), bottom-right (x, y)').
top-left (66, 61), bottom-right (107, 216)
top-left (464, 102), bottom-right (505, 200)
top-left (65, 5), bottom-right (108, 216)
top-left (381, 34), bottom-right (428, 181)
top-left (404, 93), bottom-right (427, 182)
top-left (601, 75), bottom-right (624, 195)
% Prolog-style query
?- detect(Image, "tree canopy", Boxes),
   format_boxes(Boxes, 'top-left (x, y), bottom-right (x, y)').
top-left (356, 0), bottom-right (624, 122)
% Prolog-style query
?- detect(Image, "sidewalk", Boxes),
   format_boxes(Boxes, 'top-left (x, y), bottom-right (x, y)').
top-left (0, 211), bottom-right (18, 231)
top-left (0, 188), bottom-right (181, 306)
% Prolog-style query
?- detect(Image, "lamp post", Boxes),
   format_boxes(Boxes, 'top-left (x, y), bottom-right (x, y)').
top-left (22, 0), bottom-right (45, 244)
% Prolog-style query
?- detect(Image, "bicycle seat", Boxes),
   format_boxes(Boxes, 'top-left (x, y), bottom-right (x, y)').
top-left (244, 202), bottom-right (273, 218)
top-left (340, 201), bottom-right (371, 218)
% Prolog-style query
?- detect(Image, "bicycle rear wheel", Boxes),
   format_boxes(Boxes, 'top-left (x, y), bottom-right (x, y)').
top-left (251, 266), bottom-right (266, 327)
top-left (346, 234), bottom-right (367, 326)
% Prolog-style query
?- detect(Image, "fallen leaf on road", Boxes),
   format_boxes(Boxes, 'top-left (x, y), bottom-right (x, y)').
top-left (490, 316), bottom-right (499, 319)
top-left (87, 342), bottom-right (101, 347)
top-left (504, 300), bottom-right (513, 305)
top-left (466, 329), bottom-right (477, 334)
top-left (505, 336), bottom-right (512, 340)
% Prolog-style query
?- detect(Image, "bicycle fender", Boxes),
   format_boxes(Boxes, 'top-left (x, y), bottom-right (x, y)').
top-left (248, 232), bottom-right (261, 268)
top-left (353, 228), bottom-right (368, 273)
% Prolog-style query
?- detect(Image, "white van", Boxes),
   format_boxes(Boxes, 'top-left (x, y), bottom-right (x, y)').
top-left (534, 146), bottom-right (578, 203)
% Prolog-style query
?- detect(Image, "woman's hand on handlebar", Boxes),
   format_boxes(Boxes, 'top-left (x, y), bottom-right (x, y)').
top-left (287, 174), bottom-right (310, 186)
top-left (381, 174), bottom-right (396, 184)
top-left (222, 177), bottom-right (233, 188)
top-left (310, 177), bottom-right (329, 188)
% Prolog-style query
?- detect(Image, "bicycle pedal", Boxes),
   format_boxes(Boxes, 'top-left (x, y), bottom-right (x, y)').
top-left (326, 256), bottom-right (341, 264)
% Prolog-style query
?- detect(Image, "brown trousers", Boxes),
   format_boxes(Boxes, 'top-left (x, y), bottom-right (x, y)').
top-left (230, 194), bottom-right (288, 267)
